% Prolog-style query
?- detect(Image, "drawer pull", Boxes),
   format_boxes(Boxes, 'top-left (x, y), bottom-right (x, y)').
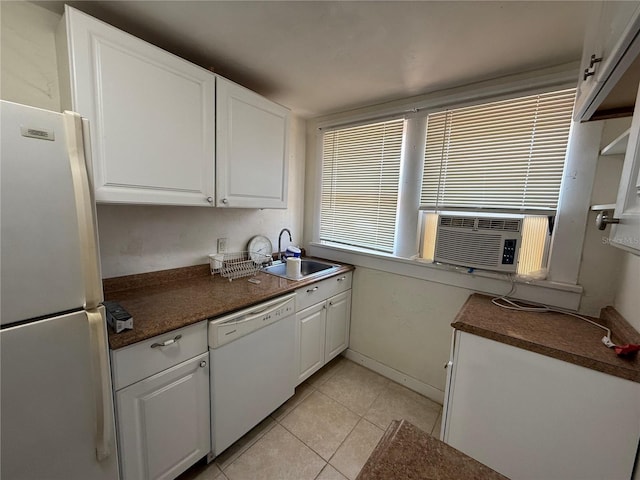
top-left (225, 329), bottom-right (237, 336)
top-left (151, 334), bottom-right (182, 348)
top-left (307, 286), bottom-right (319, 293)
top-left (336, 276), bottom-right (346, 282)
top-left (200, 360), bottom-right (207, 368)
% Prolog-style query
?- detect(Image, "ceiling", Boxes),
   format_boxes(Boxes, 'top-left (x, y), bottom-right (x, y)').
top-left (37, 1), bottom-right (592, 118)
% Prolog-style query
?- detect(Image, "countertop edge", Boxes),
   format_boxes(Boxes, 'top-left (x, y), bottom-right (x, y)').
top-left (452, 294), bottom-right (640, 383)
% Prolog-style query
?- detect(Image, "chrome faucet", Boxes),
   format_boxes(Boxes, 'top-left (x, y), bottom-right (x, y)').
top-left (278, 228), bottom-right (292, 262)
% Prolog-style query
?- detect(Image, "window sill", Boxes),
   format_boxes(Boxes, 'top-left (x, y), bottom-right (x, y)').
top-left (308, 242), bottom-right (583, 310)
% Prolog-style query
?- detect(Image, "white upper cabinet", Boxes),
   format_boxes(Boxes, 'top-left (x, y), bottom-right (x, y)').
top-left (58, 6), bottom-right (215, 206)
top-left (216, 76), bottom-right (289, 208)
top-left (574, 1), bottom-right (640, 121)
top-left (610, 82), bottom-right (640, 255)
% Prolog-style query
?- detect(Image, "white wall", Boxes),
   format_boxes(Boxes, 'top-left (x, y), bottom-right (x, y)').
top-left (350, 268), bottom-right (471, 392)
top-left (1, 1), bottom-right (61, 111)
top-left (1, 1), bottom-right (306, 279)
top-left (577, 118), bottom-right (629, 315)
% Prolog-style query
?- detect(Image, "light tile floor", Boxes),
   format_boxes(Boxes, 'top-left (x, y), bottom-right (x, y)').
top-left (179, 356), bottom-right (443, 480)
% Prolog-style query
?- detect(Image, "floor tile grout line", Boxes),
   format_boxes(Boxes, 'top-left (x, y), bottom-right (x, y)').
top-left (278, 418), bottom-right (335, 465)
top-left (215, 419), bottom-right (279, 472)
top-left (275, 389), bottom-right (365, 467)
top-left (318, 377), bottom-right (390, 422)
top-left (308, 358), bottom-right (348, 389)
top-left (273, 407), bottom-right (335, 477)
top-left (326, 417), bottom-right (386, 480)
top-left (272, 382), bottom-right (318, 423)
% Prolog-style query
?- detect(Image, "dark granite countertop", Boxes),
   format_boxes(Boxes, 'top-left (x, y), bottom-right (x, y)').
top-left (103, 261), bottom-right (354, 350)
top-left (453, 293), bottom-right (640, 383)
top-left (357, 419), bottom-right (508, 480)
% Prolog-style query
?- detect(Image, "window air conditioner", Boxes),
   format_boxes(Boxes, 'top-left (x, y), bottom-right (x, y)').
top-left (434, 215), bottom-right (522, 273)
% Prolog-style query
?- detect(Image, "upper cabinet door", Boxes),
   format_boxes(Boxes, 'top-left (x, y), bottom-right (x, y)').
top-left (574, 0), bottom-right (640, 121)
top-left (610, 82), bottom-right (640, 255)
top-left (60, 6), bottom-right (215, 206)
top-left (216, 76), bottom-right (289, 209)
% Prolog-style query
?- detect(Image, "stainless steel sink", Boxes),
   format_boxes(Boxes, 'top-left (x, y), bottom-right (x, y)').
top-left (262, 258), bottom-right (340, 280)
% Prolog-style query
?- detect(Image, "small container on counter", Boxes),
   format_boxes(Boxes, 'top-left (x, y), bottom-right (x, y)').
top-left (286, 257), bottom-right (301, 278)
top-left (209, 253), bottom-right (224, 275)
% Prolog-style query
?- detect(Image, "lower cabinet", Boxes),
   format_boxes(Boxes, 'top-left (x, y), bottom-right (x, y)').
top-left (116, 352), bottom-right (210, 480)
top-left (442, 331), bottom-right (640, 480)
top-left (324, 291), bottom-right (351, 361)
top-left (295, 289), bottom-right (351, 385)
top-left (110, 322), bottom-right (210, 480)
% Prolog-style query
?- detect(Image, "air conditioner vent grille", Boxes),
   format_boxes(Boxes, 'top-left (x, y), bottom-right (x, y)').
top-left (439, 216), bottom-right (475, 229)
top-left (435, 230), bottom-right (502, 267)
top-left (477, 218), bottom-right (522, 232)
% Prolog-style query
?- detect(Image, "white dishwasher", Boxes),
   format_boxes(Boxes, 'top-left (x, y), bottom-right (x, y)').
top-left (208, 293), bottom-right (296, 456)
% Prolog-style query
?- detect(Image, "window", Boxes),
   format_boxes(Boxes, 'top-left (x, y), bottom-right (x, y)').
top-left (320, 119), bottom-right (404, 253)
top-left (421, 89), bottom-right (576, 212)
top-left (317, 87), bottom-right (576, 277)
top-left (420, 89), bottom-right (575, 275)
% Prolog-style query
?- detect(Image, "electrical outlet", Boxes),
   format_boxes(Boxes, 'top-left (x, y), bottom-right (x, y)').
top-left (217, 238), bottom-right (228, 253)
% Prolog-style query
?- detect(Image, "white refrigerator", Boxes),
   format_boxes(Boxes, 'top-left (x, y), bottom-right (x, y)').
top-left (0, 100), bottom-right (119, 480)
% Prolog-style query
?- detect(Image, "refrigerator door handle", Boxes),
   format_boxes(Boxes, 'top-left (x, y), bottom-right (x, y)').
top-left (87, 308), bottom-right (115, 461)
top-left (63, 111), bottom-right (103, 309)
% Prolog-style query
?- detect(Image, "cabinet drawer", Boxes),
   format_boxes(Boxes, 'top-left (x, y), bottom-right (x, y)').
top-left (296, 272), bottom-right (352, 312)
top-left (111, 321), bottom-right (207, 391)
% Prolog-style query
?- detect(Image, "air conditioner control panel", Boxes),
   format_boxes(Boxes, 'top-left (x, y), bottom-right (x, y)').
top-left (501, 239), bottom-right (518, 265)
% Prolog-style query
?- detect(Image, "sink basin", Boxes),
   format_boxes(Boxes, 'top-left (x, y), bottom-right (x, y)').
top-left (262, 259), bottom-right (340, 280)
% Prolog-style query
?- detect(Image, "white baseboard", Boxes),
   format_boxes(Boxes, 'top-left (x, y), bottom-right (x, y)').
top-left (342, 349), bottom-right (445, 405)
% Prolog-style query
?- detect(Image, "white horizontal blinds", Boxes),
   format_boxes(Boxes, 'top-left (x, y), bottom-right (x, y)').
top-left (320, 119), bottom-right (404, 253)
top-left (421, 89), bottom-right (576, 211)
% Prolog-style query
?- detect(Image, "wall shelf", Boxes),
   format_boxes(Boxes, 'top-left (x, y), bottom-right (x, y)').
top-left (590, 203), bottom-right (616, 211)
top-left (600, 128), bottom-right (630, 156)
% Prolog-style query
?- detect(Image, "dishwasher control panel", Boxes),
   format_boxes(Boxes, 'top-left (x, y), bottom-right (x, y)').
top-left (208, 293), bottom-right (296, 348)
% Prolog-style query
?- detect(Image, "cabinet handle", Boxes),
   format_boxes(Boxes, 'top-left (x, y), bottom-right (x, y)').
top-left (336, 276), bottom-right (346, 282)
top-left (221, 198), bottom-right (229, 205)
top-left (307, 286), bottom-right (319, 293)
top-left (200, 360), bottom-right (207, 368)
top-left (583, 55), bottom-right (603, 81)
top-left (596, 210), bottom-right (620, 230)
top-left (206, 197), bottom-right (213, 204)
top-left (444, 361), bottom-right (453, 369)
top-left (589, 54), bottom-right (602, 68)
top-left (151, 334), bottom-right (182, 348)
top-left (329, 301), bottom-right (334, 306)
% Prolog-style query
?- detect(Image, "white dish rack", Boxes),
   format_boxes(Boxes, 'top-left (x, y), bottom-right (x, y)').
top-left (209, 251), bottom-right (272, 281)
